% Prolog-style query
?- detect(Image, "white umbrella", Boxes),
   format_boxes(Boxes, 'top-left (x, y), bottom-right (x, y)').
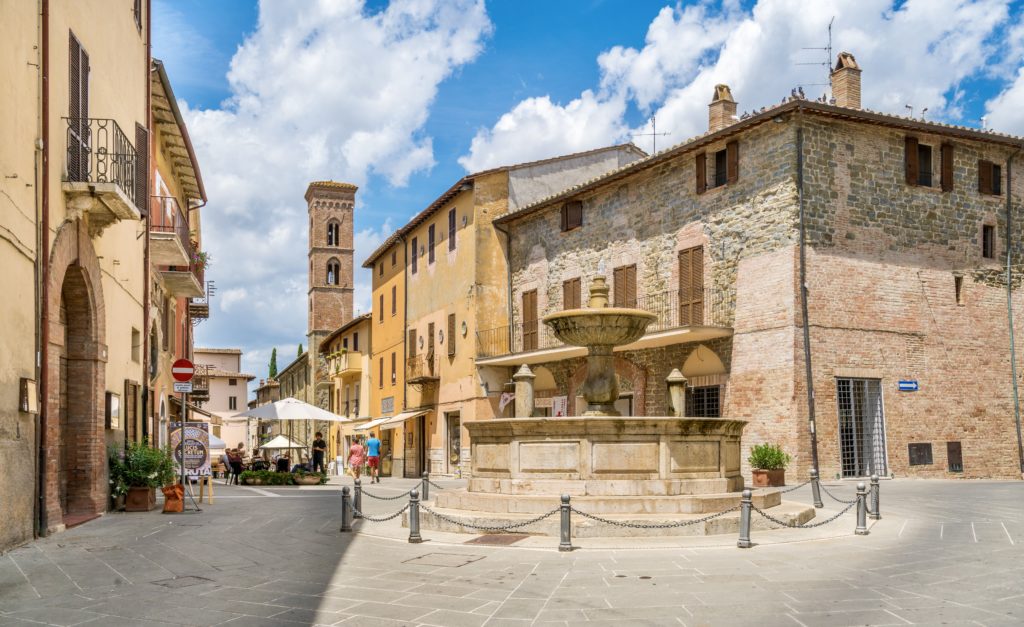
top-left (259, 434), bottom-right (307, 450)
top-left (235, 397), bottom-right (351, 422)
top-left (209, 433), bottom-right (227, 449)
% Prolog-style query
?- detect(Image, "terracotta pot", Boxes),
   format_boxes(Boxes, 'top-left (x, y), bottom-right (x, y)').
top-left (162, 484), bottom-right (184, 513)
top-left (242, 477), bottom-right (263, 485)
top-left (293, 474), bottom-right (321, 485)
top-left (125, 486), bottom-right (156, 512)
top-left (111, 493), bottom-right (126, 512)
top-left (751, 468), bottom-right (785, 488)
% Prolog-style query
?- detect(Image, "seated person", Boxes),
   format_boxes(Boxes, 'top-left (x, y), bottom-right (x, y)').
top-left (275, 456), bottom-right (290, 473)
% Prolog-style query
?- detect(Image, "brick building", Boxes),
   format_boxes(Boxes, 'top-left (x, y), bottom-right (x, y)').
top-left (492, 53), bottom-right (1024, 480)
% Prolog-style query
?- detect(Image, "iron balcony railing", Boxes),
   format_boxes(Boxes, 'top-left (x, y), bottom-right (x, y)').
top-left (190, 364), bottom-right (210, 397)
top-left (407, 354), bottom-right (438, 380)
top-left (150, 195), bottom-right (192, 258)
top-left (65, 117), bottom-right (138, 208)
top-left (476, 286), bottom-right (734, 359)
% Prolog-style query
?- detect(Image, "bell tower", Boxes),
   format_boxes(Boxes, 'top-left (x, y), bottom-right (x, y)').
top-left (305, 181), bottom-right (355, 350)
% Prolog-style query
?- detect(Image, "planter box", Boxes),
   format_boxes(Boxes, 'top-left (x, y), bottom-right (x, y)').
top-left (125, 486), bottom-right (156, 512)
top-left (242, 477), bottom-right (264, 485)
top-left (293, 475), bottom-right (321, 485)
top-left (751, 469), bottom-right (785, 487)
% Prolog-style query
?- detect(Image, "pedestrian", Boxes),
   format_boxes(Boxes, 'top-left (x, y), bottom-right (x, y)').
top-left (227, 448), bottom-right (243, 485)
top-left (348, 436), bottom-right (365, 481)
top-left (237, 442), bottom-right (247, 463)
top-left (366, 431), bottom-right (382, 483)
top-left (311, 431), bottom-right (327, 474)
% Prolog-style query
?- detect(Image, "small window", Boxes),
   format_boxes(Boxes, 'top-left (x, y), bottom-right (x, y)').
top-left (408, 329), bottom-right (417, 357)
top-left (954, 275), bottom-right (964, 306)
top-left (343, 338), bottom-right (348, 350)
top-left (979, 160), bottom-right (1003, 196)
top-left (353, 332), bottom-right (359, 352)
top-left (947, 441), bottom-right (963, 472)
top-left (391, 250), bottom-right (397, 266)
top-left (228, 396), bottom-right (237, 411)
top-left (327, 221), bottom-right (340, 246)
top-left (379, 294), bottom-right (384, 322)
top-left (229, 378), bottom-right (238, 386)
top-left (917, 144), bottom-right (933, 187)
top-left (428, 224), bottom-right (436, 263)
top-left (411, 237), bottom-right (418, 273)
top-left (908, 443), bottom-right (933, 466)
top-left (706, 141), bottom-right (738, 189)
top-left (131, 328), bottom-right (141, 362)
top-left (563, 278), bottom-right (581, 310)
top-left (378, 262), bottom-right (383, 276)
top-left (982, 224), bottom-right (995, 259)
top-left (448, 208), bottom-right (457, 251)
top-left (327, 260), bottom-right (340, 285)
top-left (905, 137), bottom-right (934, 187)
top-left (686, 386), bottom-right (721, 417)
top-left (447, 313), bottom-right (456, 357)
top-left (391, 285), bottom-right (397, 316)
top-left (713, 149), bottom-right (728, 187)
top-left (391, 352), bottom-right (397, 384)
top-left (560, 201), bottom-right (583, 231)
top-left (378, 357), bottom-right (383, 388)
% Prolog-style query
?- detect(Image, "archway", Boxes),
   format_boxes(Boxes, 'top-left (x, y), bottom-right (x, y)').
top-left (681, 344), bottom-right (727, 417)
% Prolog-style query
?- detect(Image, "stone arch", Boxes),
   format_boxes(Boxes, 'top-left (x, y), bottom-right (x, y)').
top-left (44, 219), bottom-right (107, 530)
top-left (569, 356), bottom-right (646, 417)
top-left (682, 344), bottom-right (726, 377)
top-left (533, 366), bottom-right (557, 392)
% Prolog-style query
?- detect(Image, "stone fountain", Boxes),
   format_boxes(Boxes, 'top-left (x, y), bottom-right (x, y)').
top-left (415, 277), bottom-right (814, 537)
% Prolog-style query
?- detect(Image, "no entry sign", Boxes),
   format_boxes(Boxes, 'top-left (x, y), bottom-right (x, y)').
top-left (172, 358), bottom-right (195, 382)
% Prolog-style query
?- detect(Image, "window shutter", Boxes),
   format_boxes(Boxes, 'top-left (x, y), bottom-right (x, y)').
top-left (428, 225), bottom-right (435, 263)
top-left (448, 208), bottom-right (456, 251)
top-left (905, 137), bottom-right (919, 186)
top-left (678, 247), bottom-right (704, 325)
top-left (68, 33), bottom-right (87, 181)
top-left (560, 205), bottom-right (567, 231)
top-left (570, 201), bottom-right (582, 229)
top-left (978, 160), bottom-right (993, 195)
top-left (625, 265), bottom-right (637, 307)
top-left (940, 143), bottom-right (953, 192)
top-left (563, 278), bottom-right (581, 310)
top-left (408, 329), bottom-right (417, 357)
top-left (726, 141), bottom-right (739, 184)
top-left (522, 291), bottom-right (538, 351)
top-left (391, 285), bottom-right (396, 315)
top-left (613, 266), bottom-right (625, 307)
top-left (695, 152), bottom-right (707, 194)
top-left (410, 237), bottom-right (418, 273)
top-left (447, 313), bottom-right (456, 356)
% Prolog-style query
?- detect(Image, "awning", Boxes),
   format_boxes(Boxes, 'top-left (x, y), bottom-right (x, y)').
top-left (380, 409), bottom-right (429, 431)
top-left (354, 417), bottom-right (392, 432)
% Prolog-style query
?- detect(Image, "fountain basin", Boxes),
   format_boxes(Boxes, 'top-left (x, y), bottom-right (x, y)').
top-left (542, 308), bottom-right (656, 347)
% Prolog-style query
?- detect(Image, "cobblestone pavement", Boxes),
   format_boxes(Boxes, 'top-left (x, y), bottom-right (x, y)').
top-left (1, 477), bottom-right (1022, 626)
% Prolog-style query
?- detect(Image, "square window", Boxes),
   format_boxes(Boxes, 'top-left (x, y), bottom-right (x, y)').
top-left (560, 201), bottom-right (582, 231)
top-left (229, 378), bottom-right (237, 386)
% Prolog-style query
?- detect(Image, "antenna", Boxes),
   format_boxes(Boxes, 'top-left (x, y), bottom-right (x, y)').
top-left (796, 16), bottom-right (835, 89)
top-left (632, 115), bottom-right (671, 154)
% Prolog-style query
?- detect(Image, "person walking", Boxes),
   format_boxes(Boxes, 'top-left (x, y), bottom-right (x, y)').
top-left (311, 432), bottom-right (327, 474)
top-left (348, 437), bottom-right (365, 481)
top-left (366, 431), bottom-right (382, 483)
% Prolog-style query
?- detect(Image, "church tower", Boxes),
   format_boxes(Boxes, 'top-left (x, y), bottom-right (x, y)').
top-left (305, 182), bottom-right (355, 405)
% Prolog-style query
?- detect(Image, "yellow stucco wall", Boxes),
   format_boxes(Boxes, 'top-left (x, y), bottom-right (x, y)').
top-left (368, 241), bottom-right (407, 470)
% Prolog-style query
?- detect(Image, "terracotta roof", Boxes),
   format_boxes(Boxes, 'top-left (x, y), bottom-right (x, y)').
top-left (151, 60), bottom-right (207, 203)
top-left (194, 347), bottom-right (243, 354)
top-left (305, 181), bottom-right (358, 201)
top-left (496, 99), bottom-right (1024, 225)
top-left (361, 143), bottom-right (646, 268)
top-left (205, 368), bottom-right (256, 380)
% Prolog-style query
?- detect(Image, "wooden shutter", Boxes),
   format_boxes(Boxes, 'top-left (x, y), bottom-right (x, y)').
top-left (391, 285), bottom-right (396, 315)
top-left (410, 237), bottom-right (418, 273)
top-left (379, 357), bottom-right (383, 388)
top-left (563, 278), bottom-right (581, 310)
top-left (695, 152), bottom-right (707, 194)
top-left (678, 247), bottom-right (704, 325)
top-left (613, 266), bottom-right (625, 307)
top-left (940, 143), bottom-right (953, 192)
top-left (408, 329), bottom-right (417, 357)
top-left (979, 160), bottom-right (993, 195)
top-left (905, 137), bottom-right (919, 186)
top-left (428, 225), bottom-right (435, 263)
top-left (68, 33), bottom-right (90, 181)
top-left (448, 208), bottom-right (456, 250)
top-left (614, 265), bottom-right (636, 307)
top-left (379, 294), bottom-right (384, 321)
top-left (522, 290), bottom-right (538, 351)
top-left (560, 205), bottom-right (567, 231)
top-left (427, 322), bottom-right (435, 355)
top-left (726, 141), bottom-right (739, 184)
top-left (569, 201), bottom-right (582, 229)
top-left (447, 313), bottom-right (456, 356)
top-left (391, 352), bottom-right (396, 383)
top-left (625, 265), bottom-right (636, 308)
top-left (135, 124), bottom-right (148, 213)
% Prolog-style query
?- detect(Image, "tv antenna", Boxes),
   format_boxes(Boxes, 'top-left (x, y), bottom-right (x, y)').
top-left (796, 16), bottom-right (835, 89)
top-left (632, 115), bottom-right (671, 154)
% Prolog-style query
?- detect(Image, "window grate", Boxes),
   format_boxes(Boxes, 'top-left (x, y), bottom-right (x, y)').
top-left (836, 378), bottom-right (888, 477)
top-left (686, 385), bottom-right (720, 418)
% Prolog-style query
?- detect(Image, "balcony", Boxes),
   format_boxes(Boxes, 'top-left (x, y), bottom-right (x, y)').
top-left (188, 298), bottom-right (209, 320)
top-left (62, 118), bottom-right (141, 235)
top-left (190, 364), bottom-right (210, 401)
top-left (476, 286), bottom-right (734, 366)
top-left (149, 196), bottom-right (191, 266)
top-left (160, 259), bottom-right (204, 298)
top-left (329, 351), bottom-right (363, 379)
top-left (407, 354), bottom-right (439, 385)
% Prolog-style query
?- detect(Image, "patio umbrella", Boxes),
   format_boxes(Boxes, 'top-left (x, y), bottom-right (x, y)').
top-left (259, 435), bottom-right (306, 450)
top-left (235, 397), bottom-right (349, 460)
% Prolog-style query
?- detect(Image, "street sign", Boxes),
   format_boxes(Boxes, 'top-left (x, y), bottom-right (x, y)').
top-left (898, 380), bottom-right (919, 392)
top-left (172, 358), bottom-right (195, 382)
top-left (173, 381), bottom-right (193, 393)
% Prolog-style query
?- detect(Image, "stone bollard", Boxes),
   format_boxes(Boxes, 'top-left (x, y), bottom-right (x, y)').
top-left (810, 468), bottom-right (824, 509)
top-left (354, 479), bottom-right (363, 519)
top-left (855, 482), bottom-right (869, 535)
top-left (421, 471), bottom-right (430, 502)
top-left (340, 486), bottom-right (353, 532)
top-left (737, 489), bottom-right (753, 549)
top-left (869, 474), bottom-right (881, 520)
top-left (558, 495), bottom-right (573, 552)
top-left (408, 489), bottom-right (423, 544)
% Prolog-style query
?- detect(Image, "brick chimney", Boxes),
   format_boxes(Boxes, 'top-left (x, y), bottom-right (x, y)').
top-left (708, 84), bottom-right (737, 132)
top-left (831, 52), bottom-right (861, 109)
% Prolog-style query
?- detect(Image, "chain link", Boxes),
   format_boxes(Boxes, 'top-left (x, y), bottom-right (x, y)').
top-left (424, 479), bottom-right (446, 490)
top-left (750, 500), bottom-right (856, 529)
top-left (420, 504), bottom-right (559, 532)
top-left (777, 479), bottom-right (811, 494)
top-left (569, 505), bottom-right (739, 530)
top-left (819, 483), bottom-right (857, 504)
top-left (361, 488), bottom-right (413, 501)
top-left (351, 503), bottom-right (410, 522)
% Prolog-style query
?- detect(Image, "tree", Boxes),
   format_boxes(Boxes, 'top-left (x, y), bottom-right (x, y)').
top-left (297, 343), bottom-right (304, 357)
top-left (269, 348), bottom-right (278, 379)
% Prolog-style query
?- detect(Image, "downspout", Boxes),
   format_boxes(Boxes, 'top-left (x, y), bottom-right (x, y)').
top-left (1006, 148), bottom-right (1024, 475)
top-left (37, 0), bottom-right (50, 537)
top-left (796, 110), bottom-right (821, 476)
top-left (399, 234), bottom-right (408, 412)
top-left (492, 219), bottom-right (513, 413)
top-left (141, 2), bottom-right (152, 443)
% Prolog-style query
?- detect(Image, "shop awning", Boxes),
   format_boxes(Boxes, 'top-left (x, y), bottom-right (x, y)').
top-left (354, 416), bottom-right (392, 432)
top-left (379, 409), bottom-right (429, 431)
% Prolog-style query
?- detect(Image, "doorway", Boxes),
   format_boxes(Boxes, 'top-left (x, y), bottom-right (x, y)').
top-left (836, 378), bottom-right (889, 477)
top-left (445, 412), bottom-right (461, 474)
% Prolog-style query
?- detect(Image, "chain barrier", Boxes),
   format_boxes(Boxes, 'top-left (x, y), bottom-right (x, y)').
top-left (420, 504), bottom-right (559, 532)
top-left (350, 503), bottom-right (410, 523)
top-left (425, 479), bottom-right (446, 490)
top-left (777, 479), bottom-right (811, 494)
top-left (819, 483), bottom-right (857, 504)
top-left (751, 500), bottom-right (856, 529)
top-left (569, 505), bottom-right (739, 530)
top-left (362, 488), bottom-right (413, 501)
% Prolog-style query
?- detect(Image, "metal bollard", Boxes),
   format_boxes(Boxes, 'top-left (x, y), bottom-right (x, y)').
top-left (558, 494), bottom-right (573, 552)
top-left (737, 489), bottom-right (753, 549)
top-left (810, 468), bottom-right (824, 509)
top-left (855, 482), bottom-right (869, 535)
top-left (408, 489), bottom-right (423, 544)
top-left (354, 479), bottom-right (363, 519)
top-left (422, 471), bottom-right (430, 502)
top-left (869, 474), bottom-right (881, 520)
top-left (340, 486), bottom-right (353, 532)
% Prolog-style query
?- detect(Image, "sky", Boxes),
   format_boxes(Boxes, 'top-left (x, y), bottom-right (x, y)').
top-left (152, 0), bottom-right (1024, 392)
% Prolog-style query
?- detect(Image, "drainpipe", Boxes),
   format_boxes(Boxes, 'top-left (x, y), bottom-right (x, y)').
top-left (1006, 148), bottom-right (1024, 475)
top-left (399, 233), bottom-right (408, 412)
top-left (796, 113), bottom-right (821, 476)
top-left (492, 219), bottom-right (514, 401)
top-left (141, 1), bottom-right (152, 444)
top-left (37, 0), bottom-right (50, 537)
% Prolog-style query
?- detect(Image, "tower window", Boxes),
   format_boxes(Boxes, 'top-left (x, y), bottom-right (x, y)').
top-left (326, 260), bottom-right (340, 285)
top-left (327, 221), bottom-right (340, 246)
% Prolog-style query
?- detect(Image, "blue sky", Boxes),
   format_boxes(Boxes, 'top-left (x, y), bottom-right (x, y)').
top-left (152, 0), bottom-right (1024, 388)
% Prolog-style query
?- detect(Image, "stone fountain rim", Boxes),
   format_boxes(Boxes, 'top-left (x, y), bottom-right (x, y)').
top-left (542, 307), bottom-right (659, 324)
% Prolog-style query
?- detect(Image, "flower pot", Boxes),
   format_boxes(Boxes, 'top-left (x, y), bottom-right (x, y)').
top-left (125, 486), bottom-right (156, 512)
top-left (242, 477), bottom-right (263, 485)
top-left (111, 493), bottom-right (126, 512)
top-left (293, 474), bottom-right (321, 485)
top-left (751, 469), bottom-right (785, 488)
top-left (162, 484), bottom-right (184, 513)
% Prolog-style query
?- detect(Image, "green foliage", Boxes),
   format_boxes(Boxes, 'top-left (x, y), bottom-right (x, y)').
top-left (269, 348), bottom-right (278, 378)
top-left (748, 443), bottom-right (791, 470)
top-left (297, 343), bottom-right (304, 357)
top-left (240, 470), bottom-right (295, 485)
top-left (107, 446), bottom-right (128, 497)
top-left (110, 441), bottom-right (176, 488)
top-left (293, 469), bottom-right (329, 484)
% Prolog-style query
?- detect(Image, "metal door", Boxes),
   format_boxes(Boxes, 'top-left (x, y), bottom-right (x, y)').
top-left (836, 378), bottom-right (889, 477)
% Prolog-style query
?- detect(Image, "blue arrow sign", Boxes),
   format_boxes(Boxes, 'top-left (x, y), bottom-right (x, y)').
top-left (898, 380), bottom-right (919, 392)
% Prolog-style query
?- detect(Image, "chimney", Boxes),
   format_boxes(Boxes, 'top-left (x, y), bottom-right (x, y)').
top-left (831, 52), bottom-right (861, 109)
top-left (708, 84), bottom-right (737, 132)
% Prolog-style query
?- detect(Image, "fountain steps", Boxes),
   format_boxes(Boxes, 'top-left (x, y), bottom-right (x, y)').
top-left (467, 477), bottom-right (743, 497)
top-left (434, 488), bottom-right (781, 515)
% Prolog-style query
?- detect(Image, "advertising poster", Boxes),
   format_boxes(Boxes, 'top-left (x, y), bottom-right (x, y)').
top-left (170, 422), bottom-right (211, 477)
top-left (552, 396), bottom-right (568, 417)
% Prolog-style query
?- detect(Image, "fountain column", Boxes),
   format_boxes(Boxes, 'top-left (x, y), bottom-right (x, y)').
top-left (513, 364), bottom-right (536, 417)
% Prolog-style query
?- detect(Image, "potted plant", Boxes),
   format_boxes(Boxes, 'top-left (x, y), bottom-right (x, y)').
top-left (292, 469), bottom-right (327, 485)
top-left (118, 441), bottom-right (176, 512)
top-left (108, 447), bottom-right (129, 511)
top-left (748, 443), bottom-right (791, 487)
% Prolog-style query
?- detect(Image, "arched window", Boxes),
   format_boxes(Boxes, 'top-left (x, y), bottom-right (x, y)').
top-left (326, 220), bottom-right (340, 246)
top-left (326, 259), bottom-right (340, 286)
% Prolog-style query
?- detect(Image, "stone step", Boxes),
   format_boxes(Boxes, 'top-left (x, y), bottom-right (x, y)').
top-left (467, 477), bottom-right (742, 496)
top-left (432, 488), bottom-right (782, 515)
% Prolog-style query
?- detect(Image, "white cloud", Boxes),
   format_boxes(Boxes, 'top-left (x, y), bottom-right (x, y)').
top-left (460, 0), bottom-right (1017, 168)
top-left (167, 0), bottom-right (492, 375)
